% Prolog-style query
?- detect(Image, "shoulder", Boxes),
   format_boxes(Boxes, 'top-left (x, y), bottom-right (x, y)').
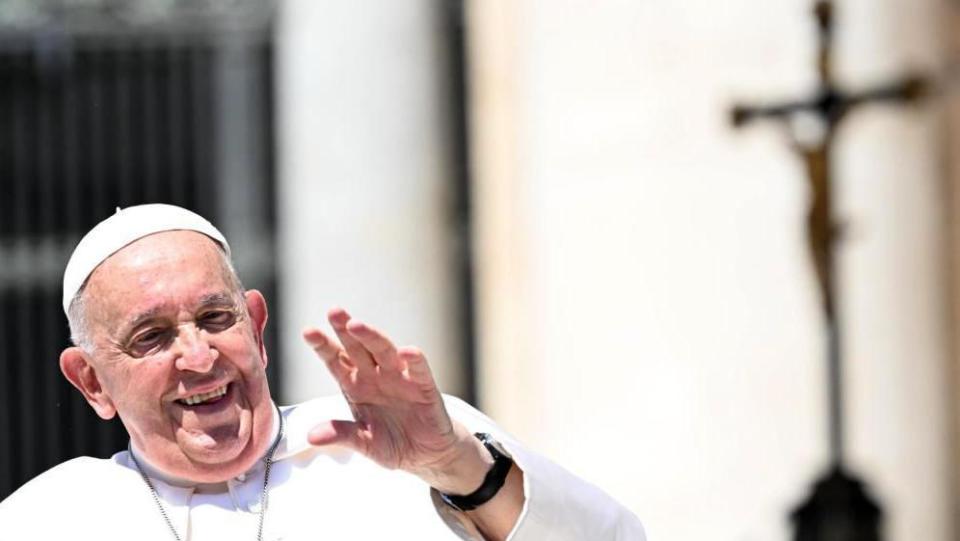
top-left (276, 394), bottom-right (503, 460)
top-left (279, 395), bottom-right (350, 441)
top-left (281, 394), bottom-right (352, 419)
top-left (280, 394), bottom-right (485, 421)
top-left (0, 453), bottom-right (164, 539)
top-left (3, 456), bottom-right (117, 498)
top-left (278, 396), bottom-right (353, 460)
top-left (280, 394), bottom-right (490, 428)
top-left (0, 455), bottom-right (135, 518)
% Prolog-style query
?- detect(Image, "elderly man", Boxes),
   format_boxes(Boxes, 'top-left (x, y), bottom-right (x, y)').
top-left (0, 204), bottom-right (644, 540)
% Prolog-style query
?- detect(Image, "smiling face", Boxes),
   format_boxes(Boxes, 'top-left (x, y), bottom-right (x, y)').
top-left (60, 230), bottom-right (275, 483)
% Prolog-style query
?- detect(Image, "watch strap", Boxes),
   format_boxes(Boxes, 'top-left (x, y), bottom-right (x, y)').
top-left (439, 433), bottom-right (514, 512)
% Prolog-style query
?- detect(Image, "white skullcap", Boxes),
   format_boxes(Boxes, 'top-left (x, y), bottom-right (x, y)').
top-left (62, 203), bottom-right (231, 316)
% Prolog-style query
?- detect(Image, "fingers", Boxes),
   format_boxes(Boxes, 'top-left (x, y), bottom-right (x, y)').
top-left (302, 327), bottom-right (351, 382)
top-left (397, 346), bottom-right (434, 383)
top-left (310, 307), bottom-right (417, 382)
top-left (328, 307), bottom-right (379, 373)
top-left (345, 318), bottom-right (402, 371)
top-left (329, 307), bottom-right (402, 372)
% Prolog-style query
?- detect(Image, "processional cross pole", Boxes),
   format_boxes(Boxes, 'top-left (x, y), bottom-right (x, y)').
top-left (731, 1), bottom-right (926, 538)
top-left (731, 0), bottom-right (925, 467)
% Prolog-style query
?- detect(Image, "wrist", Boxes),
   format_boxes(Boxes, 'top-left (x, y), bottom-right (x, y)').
top-left (438, 433), bottom-right (515, 512)
top-left (421, 428), bottom-right (494, 495)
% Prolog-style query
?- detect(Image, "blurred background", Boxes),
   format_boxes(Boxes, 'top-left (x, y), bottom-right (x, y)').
top-left (1, 0), bottom-right (959, 539)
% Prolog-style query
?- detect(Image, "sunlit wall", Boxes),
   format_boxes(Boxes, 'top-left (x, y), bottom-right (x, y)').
top-left (467, 1), bottom-right (952, 539)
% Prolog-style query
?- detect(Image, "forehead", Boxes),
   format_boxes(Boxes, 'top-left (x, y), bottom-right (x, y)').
top-left (84, 230), bottom-right (235, 320)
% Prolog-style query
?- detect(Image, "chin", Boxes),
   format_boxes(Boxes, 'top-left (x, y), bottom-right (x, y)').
top-left (178, 432), bottom-right (255, 475)
top-left (177, 413), bottom-right (275, 482)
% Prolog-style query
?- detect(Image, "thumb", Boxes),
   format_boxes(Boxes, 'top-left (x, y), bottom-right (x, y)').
top-left (307, 419), bottom-right (364, 449)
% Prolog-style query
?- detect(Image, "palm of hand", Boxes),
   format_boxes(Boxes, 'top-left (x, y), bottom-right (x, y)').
top-left (303, 308), bottom-right (461, 474)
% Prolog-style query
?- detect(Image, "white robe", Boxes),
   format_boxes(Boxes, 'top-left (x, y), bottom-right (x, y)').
top-left (0, 395), bottom-right (646, 540)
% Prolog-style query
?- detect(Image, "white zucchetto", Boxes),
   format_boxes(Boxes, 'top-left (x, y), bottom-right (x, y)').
top-left (62, 203), bottom-right (231, 316)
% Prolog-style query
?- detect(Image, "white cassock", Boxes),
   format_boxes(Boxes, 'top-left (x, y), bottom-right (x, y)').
top-left (0, 395), bottom-right (645, 540)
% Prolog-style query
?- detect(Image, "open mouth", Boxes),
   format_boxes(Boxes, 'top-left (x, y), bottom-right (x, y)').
top-left (176, 384), bottom-right (229, 407)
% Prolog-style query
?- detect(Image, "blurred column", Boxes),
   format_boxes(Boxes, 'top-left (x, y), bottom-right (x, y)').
top-left (943, 3), bottom-right (960, 533)
top-left (276, 1), bottom-right (464, 400)
top-left (467, 0), bottom-right (952, 540)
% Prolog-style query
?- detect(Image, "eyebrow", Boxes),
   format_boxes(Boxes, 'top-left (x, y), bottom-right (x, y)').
top-left (119, 291), bottom-right (239, 337)
top-left (120, 307), bottom-right (166, 337)
top-left (196, 292), bottom-right (238, 309)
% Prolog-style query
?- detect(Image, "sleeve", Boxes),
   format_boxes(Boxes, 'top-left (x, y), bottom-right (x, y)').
top-left (431, 395), bottom-right (647, 541)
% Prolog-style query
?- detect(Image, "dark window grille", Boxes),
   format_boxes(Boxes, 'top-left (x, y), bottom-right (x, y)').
top-left (0, 18), bottom-right (279, 500)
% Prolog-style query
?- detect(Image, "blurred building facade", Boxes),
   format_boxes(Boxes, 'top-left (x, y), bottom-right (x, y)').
top-left (1, 1), bottom-right (958, 540)
top-left (465, 1), bottom-right (955, 540)
top-left (0, 0), bottom-right (281, 499)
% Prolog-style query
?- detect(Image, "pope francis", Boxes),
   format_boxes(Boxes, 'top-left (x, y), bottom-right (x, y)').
top-left (0, 204), bottom-right (645, 540)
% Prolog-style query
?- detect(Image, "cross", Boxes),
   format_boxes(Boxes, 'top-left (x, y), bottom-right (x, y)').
top-left (731, 0), bottom-right (926, 469)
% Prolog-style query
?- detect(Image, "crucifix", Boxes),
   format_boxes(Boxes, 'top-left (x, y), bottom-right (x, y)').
top-left (730, 1), bottom-right (927, 539)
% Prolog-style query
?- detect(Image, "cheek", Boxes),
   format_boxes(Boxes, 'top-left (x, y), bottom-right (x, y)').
top-left (216, 332), bottom-right (265, 369)
top-left (102, 358), bottom-right (170, 410)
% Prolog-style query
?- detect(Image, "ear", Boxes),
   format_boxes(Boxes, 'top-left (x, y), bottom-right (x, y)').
top-left (60, 347), bottom-right (117, 420)
top-left (244, 289), bottom-right (269, 368)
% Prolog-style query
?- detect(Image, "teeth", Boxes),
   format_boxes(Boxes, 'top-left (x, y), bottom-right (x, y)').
top-left (181, 385), bottom-right (228, 406)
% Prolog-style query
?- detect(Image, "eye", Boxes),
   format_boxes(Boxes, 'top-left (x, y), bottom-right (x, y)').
top-left (129, 328), bottom-right (170, 356)
top-left (198, 309), bottom-right (237, 331)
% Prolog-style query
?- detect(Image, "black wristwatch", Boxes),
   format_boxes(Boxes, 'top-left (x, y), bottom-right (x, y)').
top-left (439, 433), bottom-right (514, 512)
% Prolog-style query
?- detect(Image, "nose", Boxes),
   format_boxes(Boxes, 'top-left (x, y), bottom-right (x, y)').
top-left (173, 324), bottom-right (219, 373)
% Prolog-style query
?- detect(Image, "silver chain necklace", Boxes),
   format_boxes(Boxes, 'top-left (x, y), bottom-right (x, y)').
top-left (128, 409), bottom-right (285, 541)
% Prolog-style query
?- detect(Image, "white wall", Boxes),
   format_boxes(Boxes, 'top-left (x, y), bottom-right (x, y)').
top-left (468, 1), bottom-right (952, 540)
top-left (275, 1), bottom-right (464, 401)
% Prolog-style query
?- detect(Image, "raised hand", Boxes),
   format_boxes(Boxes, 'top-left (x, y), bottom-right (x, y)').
top-left (302, 307), bottom-right (489, 494)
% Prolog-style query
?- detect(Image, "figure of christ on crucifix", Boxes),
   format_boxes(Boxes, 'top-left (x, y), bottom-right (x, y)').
top-left (731, 1), bottom-right (927, 538)
top-left (732, 0), bottom-right (925, 463)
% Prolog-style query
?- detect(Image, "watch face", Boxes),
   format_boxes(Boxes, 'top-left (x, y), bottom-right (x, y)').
top-left (477, 433), bottom-right (512, 460)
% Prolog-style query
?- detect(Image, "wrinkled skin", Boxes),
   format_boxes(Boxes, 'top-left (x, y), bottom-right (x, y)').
top-left (60, 231), bottom-right (275, 483)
